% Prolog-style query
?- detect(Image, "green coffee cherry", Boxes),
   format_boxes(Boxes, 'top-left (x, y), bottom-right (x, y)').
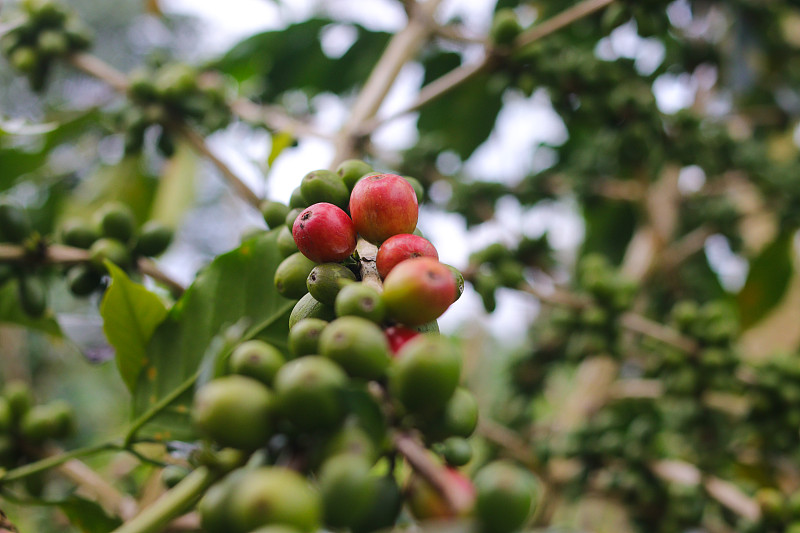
top-left (334, 283), bottom-right (386, 323)
top-left (336, 159), bottom-right (373, 191)
top-left (289, 187), bottom-right (308, 209)
top-left (319, 317), bottom-right (390, 380)
top-left (37, 29), bottom-right (68, 56)
top-left (285, 207), bottom-right (303, 230)
top-left (274, 252), bottom-right (317, 299)
top-left (0, 397), bottom-right (12, 433)
top-left (90, 238), bottom-right (131, 270)
top-left (61, 219), bottom-right (99, 249)
top-left (274, 356), bottom-right (348, 432)
top-left (96, 202), bottom-right (136, 243)
top-left (318, 454), bottom-right (377, 529)
top-left (229, 340), bottom-right (285, 386)
top-left (135, 221), bottom-right (173, 257)
top-left (300, 169), bottom-right (350, 210)
top-left (307, 263), bottom-right (356, 306)
top-left (321, 424), bottom-right (378, 465)
top-left (0, 435), bottom-right (16, 468)
top-left (389, 334), bottom-right (461, 414)
top-left (260, 200), bottom-right (290, 230)
top-left (289, 293), bottom-right (336, 329)
top-left (277, 226), bottom-right (299, 257)
top-left (9, 46), bottom-right (38, 73)
top-left (67, 265), bottom-right (102, 296)
top-left (4, 381), bottom-right (33, 423)
top-left (441, 436), bottom-right (472, 467)
top-left (0, 264), bottom-right (15, 287)
top-left (474, 461), bottom-right (538, 533)
top-left (351, 474), bottom-right (403, 533)
top-left (192, 376), bottom-right (275, 450)
top-left (199, 471), bottom-right (243, 533)
top-left (403, 176), bottom-right (425, 204)
top-left (490, 9), bottom-right (522, 47)
top-left (18, 275), bottom-right (47, 318)
top-left (20, 404), bottom-right (63, 443)
top-left (0, 202), bottom-right (32, 243)
top-left (445, 264), bottom-right (464, 302)
top-left (229, 467), bottom-right (321, 533)
top-left (287, 318), bottom-right (328, 357)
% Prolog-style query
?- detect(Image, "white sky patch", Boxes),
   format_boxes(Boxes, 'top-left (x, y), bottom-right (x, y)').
top-left (372, 62), bottom-right (425, 152)
top-left (320, 23), bottom-right (359, 59)
top-left (653, 72), bottom-right (697, 114)
top-left (465, 89), bottom-right (567, 186)
top-left (594, 21), bottom-right (665, 76)
top-left (678, 165), bottom-right (707, 194)
top-left (323, 0), bottom-right (406, 32)
top-left (705, 234), bottom-right (749, 292)
top-left (266, 137), bottom-right (334, 203)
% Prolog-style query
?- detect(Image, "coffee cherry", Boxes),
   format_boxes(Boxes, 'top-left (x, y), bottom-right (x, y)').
top-left (407, 467), bottom-right (475, 520)
top-left (135, 221), bottom-right (173, 257)
top-left (20, 402), bottom-right (74, 443)
top-left (445, 264), bottom-right (465, 302)
top-left (384, 325), bottom-right (420, 355)
top-left (96, 202), bottom-right (136, 243)
top-left (0, 202), bottom-right (32, 243)
top-left (285, 207), bottom-right (303, 230)
top-left (292, 203), bottom-right (357, 263)
top-left (229, 340), bottom-right (285, 386)
top-left (61, 219), bottom-right (99, 249)
top-left (277, 226), bottom-right (299, 257)
top-left (390, 334), bottom-right (461, 414)
top-left (333, 283), bottom-right (386, 323)
top-left (318, 454), bottom-right (377, 528)
top-left (67, 265), bottom-right (102, 296)
top-left (0, 398), bottom-right (11, 433)
top-left (199, 471), bottom-right (242, 533)
top-left (4, 381), bottom-right (33, 423)
top-left (192, 376), bottom-right (275, 450)
top-left (300, 169), bottom-right (350, 210)
top-left (307, 263), bottom-right (356, 306)
top-left (260, 200), bottom-right (290, 230)
top-left (490, 8), bottom-right (522, 47)
top-left (376, 234), bottom-right (438, 279)
top-left (474, 461), bottom-right (539, 533)
top-left (274, 252), bottom-right (317, 299)
top-left (441, 437), bottom-right (473, 467)
top-left (349, 173), bottom-right (418, 244)
top-left (273, 356), bottom-right (348, 432)
top-left (336, 159), bottom-right (374, 191)
top-left (440, 388), bottom-right (479, 438)
top-left (229, 467), bottom-right (321, 532)
top-left (403, 176), bottom-right (425, 204)
top-left (321, 424), bottom-right (378, 465)
top-left (289, 293), bottom-right (336, 329)
top-left (382, 257), bottom-right (456, 326)
top-left (351, 474), bottom-right (403, 533)
top-left (288, 318), bottom-right (328, 357)
top-left (17, 275), bottom-right (47, 318)
top-left (319, 317), bottom-right (390, 380)
top-left (289, 187), bottom-right (308, 209)
top-left (89, 238), bottom-right (131, 270)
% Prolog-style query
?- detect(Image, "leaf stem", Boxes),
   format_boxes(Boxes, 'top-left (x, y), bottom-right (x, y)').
top-left (124, 371), bottom-right (200, 448)
top-left (110, 466), bottom-right (218, 533)
top-left (0, 441), bottom-right (118, 483)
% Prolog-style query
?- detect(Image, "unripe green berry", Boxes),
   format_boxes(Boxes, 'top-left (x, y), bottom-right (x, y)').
top-left (89, 238), bottom-right (131, 270)
top-left (260, 200), bottom-right (290, 230)
top-left (61, 219), bottom-right (99, 249)
top-left (336, 159), bottom-right (374, 191)
top-left (96, 202), bottom-right (136, 243)
top-left (318, 454), bottom-right (377, 529)
top-left (288, 318), bottom-right (328, 357)
top-left (17, 275), bottom-right (47, 318)
top-left (333, 282), bottom-right (386, 323)
top-left (274, 252), bottom-right (317, 299)
top-left (300, 169), bottom-right (350, 210)
top-left (135, 221), bottom-right (173, 257)
top-left (307, 263), bottom-right (356, 306)
top-left (441, 436), bottom-right (473, 467)
top-left (390, 334), bottom-right (461, 414)
top-left (67, 265), bottom-right (102, 296)
top-left (277, 226), bottom-right (299, 257)
top-left (274, 356), bottom-right (348, 432)
top-left (490, 9), bottom-right (522, 47)
top-left (289, 187), bottom-right (308, 209)
top-left (229, 340), bottom-right (285, 386)
top-left (319, 317), bottom-right (390, 380)
top-left (474, 461), bottom-right (539, 533)
top-left (289, 293), bottom-right (336, 329)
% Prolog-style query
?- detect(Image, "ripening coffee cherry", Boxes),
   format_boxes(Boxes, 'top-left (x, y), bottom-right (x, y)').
top-left (376, 234), bottom-right (438, 279)
top-left (384, 325), bottom-right (420, 355)
top-left (382, 257), bottom-right (456, 326)
top-left (318, 454), bottom-right (378, 529)
top-left (300, 169), bottom-right (350, 210)
top-left (474, 461), bottom-right (539, 533)
top-left (333, 283), bottom-right (386, 323)
top-left (273, 356), bottom-right (348, 432)
top-left (229, 340), bottom-right (285, 386)
top-left (288, 318), bottom-right (328, 358)
top-left (319, 317), bottom-right (390, 380)
top-left (96, 202), bottom-right (136, 243)
top-left (307, 263), bottom-right (356, 306)
top-left (336, 159), bottom-right (373, 191)
top-left (446, 264), bottom-right (465, 302)
top-left (349, 173), bottom-right (418, 244)
top-left (229, 467), bottom-right (321, 533)
top-left (274, 252), bottom-right (317, 299)
top-left (192, 376), bottom-right (275, 450)
top-left (135, 221), bottom-right (173, 257)
top-left (406, 467), bottom-right (475, 521)
top-left (292, 203), bottom-right (357, 263)
top-left (390, 334), bottom-right (461, 414)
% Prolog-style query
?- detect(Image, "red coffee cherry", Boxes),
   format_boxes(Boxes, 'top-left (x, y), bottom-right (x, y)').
top-left (292, 203), bottom-right (357, 263)
top-left (376, 234), bottom-right (438, 279)
top-left (348, 174), bottom-right (418, 244)
top-left (382, 257), bottom-right (456, 326)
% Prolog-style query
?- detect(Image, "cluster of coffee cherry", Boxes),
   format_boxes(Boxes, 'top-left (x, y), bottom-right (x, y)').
top-left (189, 162), bottom-right (539, 533)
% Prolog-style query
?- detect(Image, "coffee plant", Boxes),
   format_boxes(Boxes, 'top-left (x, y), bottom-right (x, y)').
top-left (1, 0), bottom-right (800, 531)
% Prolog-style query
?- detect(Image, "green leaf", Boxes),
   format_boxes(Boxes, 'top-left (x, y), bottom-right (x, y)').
top-left (580, 200), bottom-right (637, 266)
top-left (0, 281), bottom-right (62, 337)
top-left (57, 496), bottom-right (122, 533)
top-left (417, 52), bottom-right (504, 160)
top-left (131, 230), bottom-right (294, 441)
top-left (214, 19), bottom-right (390, 99)
top-left (268, 131), bottom-right (296, 167)
top-left (150, 141), bottom-right (198, 229)
top-left (100, 262), bottom-right (169, 393)
top-left (737, 231), bottom-right (794, 329)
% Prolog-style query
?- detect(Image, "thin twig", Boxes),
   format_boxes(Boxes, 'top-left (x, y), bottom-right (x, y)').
top-left (230, 99), bottom-right (328, 140)
top-left (619, 312), bottom-right (699, 354)
top-left (137, 258), bottom-right (185, 298)
top-left (515, 0), bottom-right (616, 49)
top-left (356, 239), bottom-right (382, 292)
top-left (67, 53), bottom-right (129, 92)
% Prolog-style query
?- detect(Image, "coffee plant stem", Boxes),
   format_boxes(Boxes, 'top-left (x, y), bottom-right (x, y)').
top-left (0, 440), bottom-right (119, 483)
top-left (515, 0), bottom-right (616, 49)
top-left (136, 258), bottom-right (185, 298)
top-left (356, 238), bottom-right (382, 291)
top-left (67, 53), bottom-right (129, 92)
top-left (0, 509), bottom-right (17, 533)
top-left (231, 99), bottom-right (329, 140)
top-left (110, 466), bottom-right (218, 533)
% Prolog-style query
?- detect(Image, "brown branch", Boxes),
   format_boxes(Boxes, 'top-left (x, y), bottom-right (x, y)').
top-left (57, 458), bottom-right (138, 520)
top-left (392, 431), bottom-right (474, 515)
top-left (230, 99), bottom-right (328, 140)
top-left (619, 312), bottom-right (699, 354)
top-left (136, 258), bottom-right (185, 298)
top-left (0, 509), bottom-right (18, 533)
top-left (356, 239), bottom-right (382, 292)
top-left (515, 0), bottom-right (616, 49)
top-left (67, 53), bottom-right (129, 92)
